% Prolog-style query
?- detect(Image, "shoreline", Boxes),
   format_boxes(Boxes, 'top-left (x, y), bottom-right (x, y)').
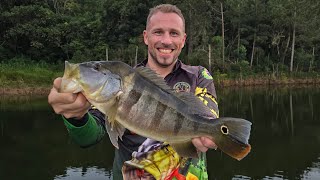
top-left (216, 77), bottom-right (320, 87)
top-left (0, 87), bottom-right (51, 96)
top-left (1, 78), bottom-right (319, 95)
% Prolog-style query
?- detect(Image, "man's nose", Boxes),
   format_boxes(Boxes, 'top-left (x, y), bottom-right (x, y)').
top-left (161, 32), bottom-right (172, 45)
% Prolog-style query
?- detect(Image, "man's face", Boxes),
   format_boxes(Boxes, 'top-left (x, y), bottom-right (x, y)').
top-left (143, 12), bottom-right (186, 68)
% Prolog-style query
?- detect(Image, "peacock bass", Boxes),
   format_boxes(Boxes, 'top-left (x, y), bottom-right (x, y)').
top-left (59, 61), bottom-right (252, 160)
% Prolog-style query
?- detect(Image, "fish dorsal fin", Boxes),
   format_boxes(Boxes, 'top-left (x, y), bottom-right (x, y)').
top-left (176, 92), bottom-right (214, 117)
top-left (136, 66), bottom-right (214, 118)
top-left (135, 66), bottom-right (175, 93)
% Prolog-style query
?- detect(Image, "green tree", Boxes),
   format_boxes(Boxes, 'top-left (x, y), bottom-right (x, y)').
top-left (1, 4), bottom-right (65, 62)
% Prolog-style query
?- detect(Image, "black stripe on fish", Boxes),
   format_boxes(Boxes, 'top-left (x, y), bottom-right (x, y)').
top-left (151, 101), bottom-right (167, 129)
top-left (193, 120), bottom-right (200, 132)
top-left (174, 113), bottom-right (184, 135)
top-left (121, 89), bottom-right (142, 119)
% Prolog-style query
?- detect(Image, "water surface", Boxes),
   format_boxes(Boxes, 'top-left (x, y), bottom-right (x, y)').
top-left (0, 86), bottom-right (319, 180)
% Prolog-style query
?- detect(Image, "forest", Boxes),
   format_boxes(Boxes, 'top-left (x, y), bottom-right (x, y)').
top-left (0, 0), bottom-right (320, 81)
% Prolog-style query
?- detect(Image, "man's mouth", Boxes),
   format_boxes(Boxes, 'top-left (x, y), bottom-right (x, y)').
top-left (158, 48), bottom-right (173, 54)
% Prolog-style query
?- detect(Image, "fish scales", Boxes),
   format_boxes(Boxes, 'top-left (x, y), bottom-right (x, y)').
top-left (150, 101), bottom-right (167, 130)
top-left (117, 73), bottom-right (186, 141)
top-left (60, 61), bottom-right (252, 160)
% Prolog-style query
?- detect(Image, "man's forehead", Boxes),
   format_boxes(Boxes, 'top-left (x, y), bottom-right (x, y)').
top-left (148, 12), bottom-right (185, 30)
top-left (149, 12), bottom-right (183, 22)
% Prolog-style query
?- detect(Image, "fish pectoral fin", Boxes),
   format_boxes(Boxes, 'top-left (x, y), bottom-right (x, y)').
top-left (105, 119), bottom-right (126, 149)
top-left (170, 141), bottom-right (199, 159)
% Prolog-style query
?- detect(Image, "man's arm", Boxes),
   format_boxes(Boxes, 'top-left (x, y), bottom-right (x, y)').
top-left (63, 109), bottom-right (106, 147)
top-left (191, 67), bottom-right (220, 152)
top-left (48, 77), bottom-right (106, 147)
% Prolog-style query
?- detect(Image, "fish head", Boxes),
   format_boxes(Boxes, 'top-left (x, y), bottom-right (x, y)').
top-left (60, 61), bottom-right (122, 103)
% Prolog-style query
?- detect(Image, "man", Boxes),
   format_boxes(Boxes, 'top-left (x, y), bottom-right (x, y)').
top-left (48, 4), bottom-right (219, 180)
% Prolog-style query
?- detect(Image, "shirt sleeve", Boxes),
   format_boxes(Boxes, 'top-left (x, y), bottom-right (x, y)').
top-left (194, 67), bottom-right (219, 118)
top-left (63, 108), bottom-right (106, 147)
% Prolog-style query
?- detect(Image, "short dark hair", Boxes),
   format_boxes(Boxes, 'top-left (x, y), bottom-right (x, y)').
top-left (146, 4), bottom-right (185, 31)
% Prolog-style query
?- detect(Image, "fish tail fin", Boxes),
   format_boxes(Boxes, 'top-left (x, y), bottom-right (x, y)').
top-left (210, 117), bottom-right (252, 160)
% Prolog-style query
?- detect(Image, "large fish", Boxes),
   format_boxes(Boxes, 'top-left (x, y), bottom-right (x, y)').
top-left (60, 61), bottom-right (252, 160)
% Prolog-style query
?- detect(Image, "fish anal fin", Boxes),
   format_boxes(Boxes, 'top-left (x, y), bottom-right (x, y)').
top-left (170, 141), bottom-right (199, 158)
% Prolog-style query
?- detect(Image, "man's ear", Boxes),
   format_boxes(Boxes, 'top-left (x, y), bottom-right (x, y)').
top-left (182, 33), bottom-right (187, 48)
top-left (143, 30), bottom-right (148, 45)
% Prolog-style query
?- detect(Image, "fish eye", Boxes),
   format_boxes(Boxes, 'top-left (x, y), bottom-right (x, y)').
top-left (220, 125), bottom-right (229, 135)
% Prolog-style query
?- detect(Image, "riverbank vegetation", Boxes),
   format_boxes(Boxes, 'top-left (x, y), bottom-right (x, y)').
top-left (1, 0), bottom-right (320, 91)
top-left (1, 58), bottom-right (319, 90)
top-left (0, 58), bottom-right (62, 94)
top-left (0, 58), bottom-right (62, 87)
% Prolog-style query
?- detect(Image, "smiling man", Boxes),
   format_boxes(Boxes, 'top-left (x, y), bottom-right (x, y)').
top-left (120, 5), bottom-right (220, 179)
top-left (144, 10), bottom-right (186, 77)
top-left (48, 4), bottom-right (219, 180)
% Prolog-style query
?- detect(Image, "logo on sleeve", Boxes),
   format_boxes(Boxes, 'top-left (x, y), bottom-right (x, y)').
top-left (201, 69), bottom-right (213, 80)
top-left (173, 82), bottom-right (191, 92)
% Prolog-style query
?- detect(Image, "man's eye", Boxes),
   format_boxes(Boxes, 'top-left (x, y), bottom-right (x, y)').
top-left (171, 32), bottom-right (179, 36)
top-left (154, 31), bottom-right (162, 35)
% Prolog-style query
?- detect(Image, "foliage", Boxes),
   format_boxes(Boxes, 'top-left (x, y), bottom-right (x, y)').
top-left (0, 57), bottom-right (62, 87)
top-left (0, 0), bottom-right (319, 75)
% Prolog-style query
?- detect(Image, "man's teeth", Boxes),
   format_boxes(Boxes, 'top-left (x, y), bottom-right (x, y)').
top-left (159, 49), bottom-right (172, 54)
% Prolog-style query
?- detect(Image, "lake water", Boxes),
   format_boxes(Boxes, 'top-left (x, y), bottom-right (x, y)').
top-left (0, 85), bottom-right (319, 180)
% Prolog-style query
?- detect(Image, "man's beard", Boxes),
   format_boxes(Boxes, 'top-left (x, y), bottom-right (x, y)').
top-left (149, 51), bottom-right (177, 68)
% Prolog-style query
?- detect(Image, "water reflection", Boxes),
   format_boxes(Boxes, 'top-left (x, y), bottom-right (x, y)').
top-left (0, 86), bottom-right (319, 179)
top-left (302, 159), bottom-right (320, 179)
top-left (210, 85), bottom-right (320, 180)
top-left (54, 166), bottom-right (112, 180)
top-left (0, 96), bottom-right (114, 180)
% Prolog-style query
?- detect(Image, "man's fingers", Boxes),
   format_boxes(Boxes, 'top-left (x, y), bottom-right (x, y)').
top-left (191, 137), bottom-right (218, 153)
top-left (61, 99), bottom-right (90, 119)
top-left (48, 77), bottom-right (77, 105)
top-left (201, 137), bottom-right (218, 150)
top-left (53, 77), bottom-right (62, 89)
top-left (52, 93), bottom-right (90, 113)
top-left (48, 88), bottom-right (77, 105)
top-left (192, 138), bottom-right (208, 152)
top-left (48, 77), bottom-right (91, 119)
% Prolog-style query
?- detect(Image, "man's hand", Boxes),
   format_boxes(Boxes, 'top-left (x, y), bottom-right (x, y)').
top-left (48, 77), bottom-right (91, 119)
top-left (192, 137), bottom-right (217, 152)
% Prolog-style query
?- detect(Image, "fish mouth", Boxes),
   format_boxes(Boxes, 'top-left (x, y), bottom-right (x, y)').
top-left (60, 78), bottom-right (82, 93)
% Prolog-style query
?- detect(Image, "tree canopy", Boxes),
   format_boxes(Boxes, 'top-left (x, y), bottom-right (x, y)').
top-left (0, 0), bottom-right (319, 73)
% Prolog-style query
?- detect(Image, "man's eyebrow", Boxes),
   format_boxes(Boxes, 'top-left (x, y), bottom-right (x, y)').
top-left (169, 28), bottom-right (182, 33)
top-left (152, 28), bottom-right (163, 31)
top-left (150, 27), bottom-right (182, 33)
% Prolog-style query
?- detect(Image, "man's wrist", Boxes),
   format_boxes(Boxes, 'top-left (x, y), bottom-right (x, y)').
top-left (64, 113), bottom-right (89, 127)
